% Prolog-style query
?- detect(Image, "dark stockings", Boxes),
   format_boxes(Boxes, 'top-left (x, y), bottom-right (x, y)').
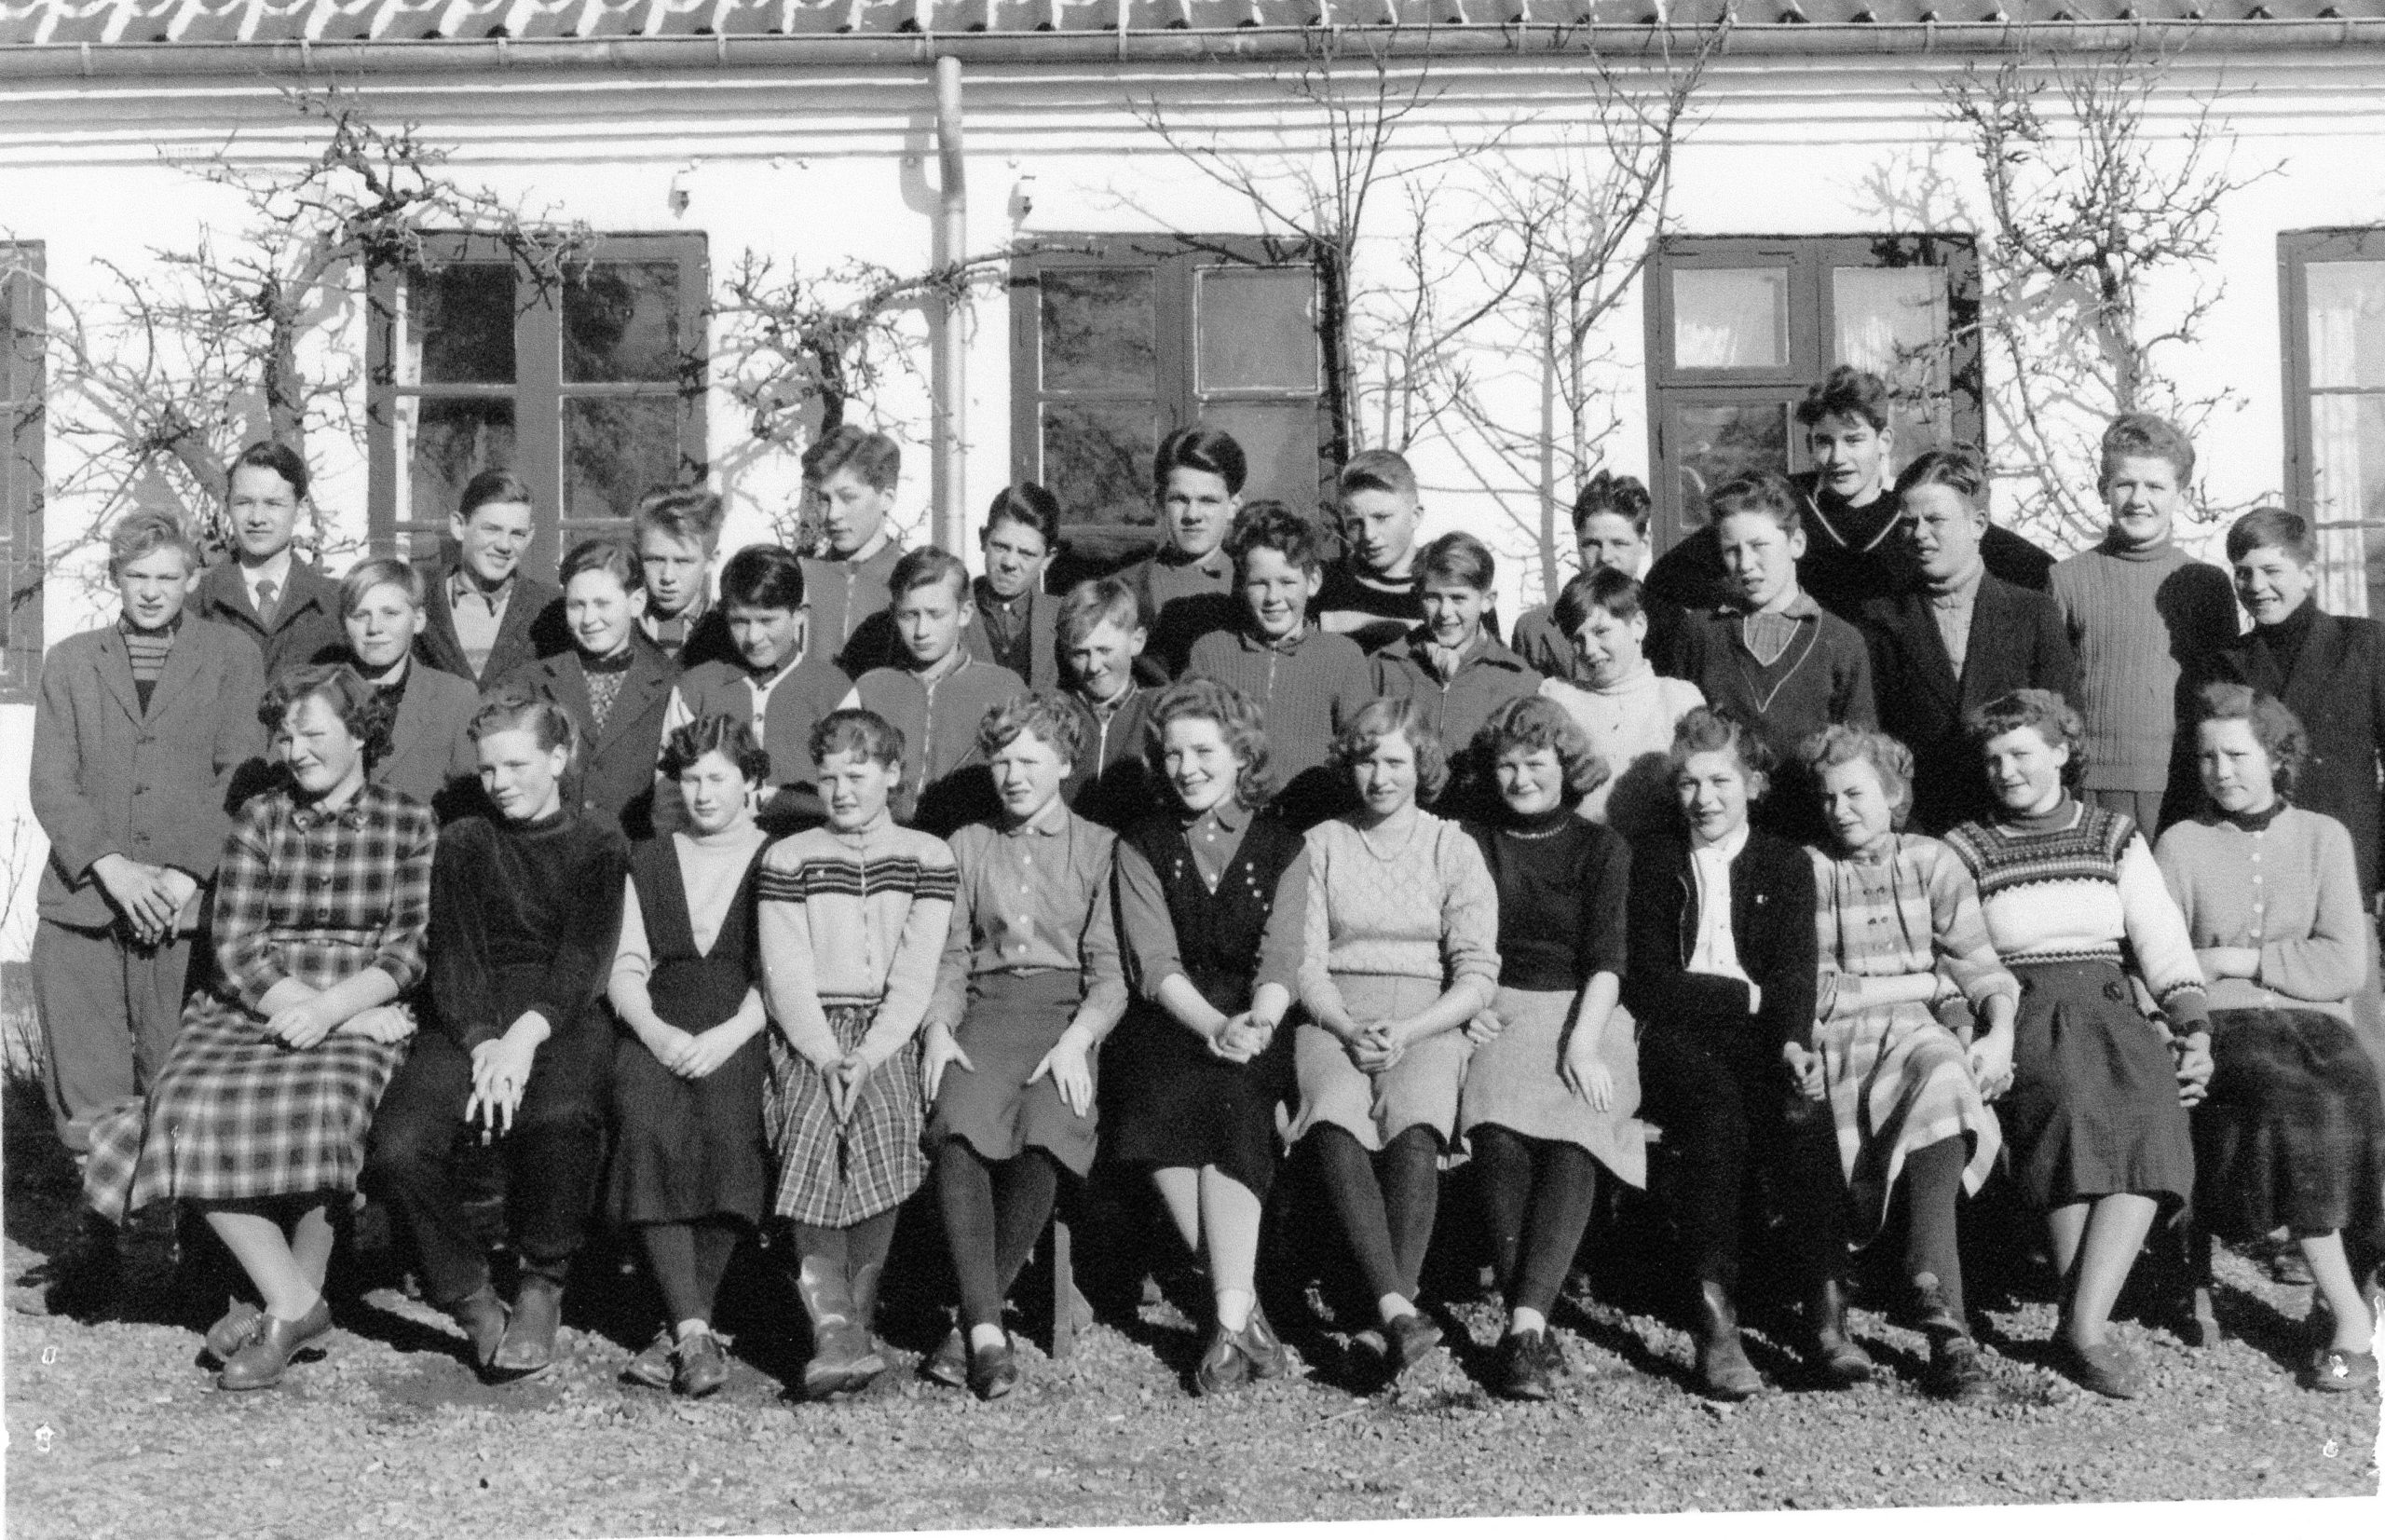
top-left (1901, 1136), bottom-right (1969, 1328)
top-left (1311, 1124), bottom-right (1442, 1309)
top-left (638, 1220), bottom-right (741, 1329)
top-left (1472, 1124), bottom-right (1600, 1321)
top-left (934, 1141), bottom-right (1061, 1329)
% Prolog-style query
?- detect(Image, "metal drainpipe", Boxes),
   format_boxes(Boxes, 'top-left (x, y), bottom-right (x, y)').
top-left (933, 53), bottom-right (968, 558)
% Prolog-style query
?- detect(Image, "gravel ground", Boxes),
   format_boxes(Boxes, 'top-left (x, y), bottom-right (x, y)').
top-left (5, 1079), bottom-right (2379, 1538)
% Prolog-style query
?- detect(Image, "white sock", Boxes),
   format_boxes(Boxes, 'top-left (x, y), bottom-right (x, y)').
top-left (1216, 1288), bottom-right (1254, 1332)
top-left (968, 1322), bottom-right (1007, 1353)
top-left (1379, 1293), bottom-right (1416, 1324)
top-left (675, 1317), bottom-right (709, 1342)
top-left (1510, 1307), bottom-right (1547, 1337)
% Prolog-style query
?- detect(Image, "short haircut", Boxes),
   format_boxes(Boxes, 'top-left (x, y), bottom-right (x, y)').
top-left (457, 468), bottom-right (535, 519)
top-left (977, 690), bottom-right (1084, 765)
top-left (803, 425), bottom-right (901, 491)
top-left (258, 662), bottom-right (393, 768)
top-left (1331, 695), bottom-right (1451, 805)
top-left (1554, 566), bottom-right (1643, 636)
top-left (1056, 576), bottom-right (1144, 649)
top-left (1706, 471), bottom-right (1802, 537)
top-left (1571, 470), bottom-right (1652, 536)
top-left (2192, 682), bottom-right (2308, 798)
top-left (1800, 724), bottom-right (1915, 831)
top-left (2098, 412), bottom-right (2196, 489)
top-left (890, 546), bottom-right (970, 605)
top-left (1794, 365), bottom-right (1892, 432)
top-left (1152, 424), bottom-right (1247, 497)
top-left (339, 555), bottom-right (426, 617)
top-left (2225, 506), bottom-right (2316, 567)
top-left (660, 712), bottom-right (771, 784)
top-left (227, 440), bottom-right (311, 503)
top-left (1475, 693), bottom-right (1607, 801)
top-left (1336, 448), bottom-right (1418, 505)
top-left (108, 509), bottom-right (198, 578)
top-left (633, 485), bottom-right (726, 550)
top-left (1666, 706), bottom-right (1776, 798)
top-left (1143, 676), bottom-right (1275, 811)
top-left (985, 483), bottom-right (1062, 552)
top-left (469, 681), bottom-right (579, 764)
top-left (1893, 446), bottom-right (1989, 507)
top-left (810, 707), bottom-right (906, 771)
top-left (559, 538), bottom-right (644, 594)
top-left (718, 544), bottom-right (808, 612)
top-left (1417, 531), bottom-right (1495, 593)
top-left (1224, 499), bottom-right (1325, 579)
top-left (1964, 688), bottom-right (2087, 788)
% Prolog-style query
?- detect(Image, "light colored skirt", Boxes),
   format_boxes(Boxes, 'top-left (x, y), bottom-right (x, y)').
top-left (1458, 986), bottom-right (1647, 1188)
top-left (1818, 1000), bottom-right (2001, 1238)
top-left (1287, 974), bottom-right (1470, 1150)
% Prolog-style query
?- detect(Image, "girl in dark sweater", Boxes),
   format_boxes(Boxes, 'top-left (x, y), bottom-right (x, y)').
top-left (365, 686), bottom-right (628, 1381)
top-left (1624, 706), bottom-right (1860, 1400)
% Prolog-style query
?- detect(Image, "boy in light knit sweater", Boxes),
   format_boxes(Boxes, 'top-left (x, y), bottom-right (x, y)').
top-left (2047, 415), bottom-right (2239, 832)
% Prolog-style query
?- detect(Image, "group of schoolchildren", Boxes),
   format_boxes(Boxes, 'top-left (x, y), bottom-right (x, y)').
top-left (26, 366), bottom-right (2385, 1415)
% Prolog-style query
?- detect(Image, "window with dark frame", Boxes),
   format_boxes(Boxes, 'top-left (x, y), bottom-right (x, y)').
top-left (366, 232), bottom-right (708, 575)
top-left (2281, 227), bottom-right (2385, 620)
top-left (1010, 235), bottom-right (1331, 574)
top-left (2, 241), bottom-right (42, 706)
top-left (1643, 233), bottom-right (1982, 553)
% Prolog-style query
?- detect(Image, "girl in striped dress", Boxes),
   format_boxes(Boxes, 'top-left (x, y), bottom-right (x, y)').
top-left (1802, 726), bottom-right (2015, 1401)
top-left (84, 663), bottom-right (434, 1392)
top-left (757, 708), bottom-right (958, 1398)
top-left (1945, 688), bottom-right (2215, 1400)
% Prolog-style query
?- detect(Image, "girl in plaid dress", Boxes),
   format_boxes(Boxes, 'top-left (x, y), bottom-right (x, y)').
top-left (756, 709), bottom-right (958, 1398)
top-left (1802, 726), bottom-right (2016, 1402)
top-left (84, 663), bottom-right (435, 1392)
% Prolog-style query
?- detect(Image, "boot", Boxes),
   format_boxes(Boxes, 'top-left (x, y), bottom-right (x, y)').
top-left (489, 1274), bottom-right (563, 1381)
top-left (844, 1255), bottom-right (889, 1390)
top-left (1914, 1273), bottom-right (1992, 1404)
top-left (447, 1285), bottom-right (511, 1372)
top-left (793, 1254), bottom-right (865, 1399)
top-left (1691, 1280), bottom-right (1762, 1401)
top-left (38, 1212), bottom-right (122, 1320)
top-left (1805, 1275), bottom-right (1875, 1387)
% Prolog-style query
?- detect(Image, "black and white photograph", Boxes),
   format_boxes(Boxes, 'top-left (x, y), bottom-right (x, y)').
top-left (0, 4), bottom-right (2380, 1536)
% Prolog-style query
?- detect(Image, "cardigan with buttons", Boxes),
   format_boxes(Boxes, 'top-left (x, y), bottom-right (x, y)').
top-left (2153, 807), bottom-right (2368, 1022)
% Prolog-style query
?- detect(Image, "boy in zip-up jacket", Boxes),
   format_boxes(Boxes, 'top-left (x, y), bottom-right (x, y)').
top-left (852, 548), bottom-right (1026, 838)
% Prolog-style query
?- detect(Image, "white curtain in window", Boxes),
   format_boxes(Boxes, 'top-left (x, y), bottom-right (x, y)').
top-left (2306, 261), bottom-right (2385, 617)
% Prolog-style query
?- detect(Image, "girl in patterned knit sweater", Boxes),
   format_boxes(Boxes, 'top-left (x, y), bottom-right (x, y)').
top-left (1945, 688), bottom-right (2215, 1399)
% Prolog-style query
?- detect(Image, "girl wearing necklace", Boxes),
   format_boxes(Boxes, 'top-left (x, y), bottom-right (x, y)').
top-left (1538, 566), bottom-right (1705, 847)
top-left (1802, 726), bottom-right (2017, 1402)
top-left (1108, 678), bottom-right (1313, 1395)
top-left (604, 715), bottom-right (776, 1399)
top-left (755, 709), bottom-right (959, 1398)
top-left (1454, 695), bottom-right (1639, 1400)
top-left (2153, 684), bottom-right (2383, 1396)
top-left (1943, 688), bottom-right (2215, 1400)
top-left (1288, 695), bottom-right (1500, 1384)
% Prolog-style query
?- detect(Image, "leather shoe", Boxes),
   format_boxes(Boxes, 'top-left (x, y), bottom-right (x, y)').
top-left (488, 1276), bottom-right (563, 1381)
top-left (1383, 1310), bottom-right (1443, 1378)
top-left (202, 1299), bottom-right (264, 1366)
top-left (2309, 1346), bottom-right (2379, 1395)
top-left (922, 1325), bottom-right (969, 1389)
top-left (449, 1285), bottom-right (510, 1370)
top-left (1923, 1333), bottom-right (1995, 1403)
top-left (2175, 1285), bottom-right (2220, 1348)
top-left (1495, 1329), bottom-right (1555, 1401)
top-left (1235, 1303), bottom-right (1289, 1381)
top-left (620, 1329), bottom-right (675, 1391)
top-left (218, 1297), bottom-right (334, 1391)
top-left (966, 1334), bottom-right (1019, 1401)
top-left (675, 1330), bottom-right (730, 1398)
top-left (1194, 1323), bottom-right (1250, 1396)
top-left (2059, 1337), bottom-right (2144, 1399)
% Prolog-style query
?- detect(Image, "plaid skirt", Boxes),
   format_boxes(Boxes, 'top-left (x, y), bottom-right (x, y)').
top-left (765, 1002), bottom-right (927, 1226)
top-left (1817, 1000), bottom-right (2001, 1239)
top-left (2195, 1006), bottom-right (2385, 1242)
top-left (82, 995), bottom-right (404, 1224)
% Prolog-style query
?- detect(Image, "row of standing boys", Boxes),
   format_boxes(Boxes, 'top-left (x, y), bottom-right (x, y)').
top-left (29, 367), bottom-right (2385, 1407)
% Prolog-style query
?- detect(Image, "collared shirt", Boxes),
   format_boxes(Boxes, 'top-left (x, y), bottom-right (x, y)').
top-left (1113, 801), bottom-right (1311, 1003)
top-left (1738, 590), bottom-right (1822, 670)
top-left (641, 593), bottom-right (709, 655)
top-left (448, 568), bottom-right (516, 683)
top-left (929, 798), bottom-right (1128, 1035)
top-left (244, 548), bottom-right (295, 621)
top-left (1928, 563), bottom-right (1986, 676)
top-left (1687, 822), bottom-right (1759, 1011)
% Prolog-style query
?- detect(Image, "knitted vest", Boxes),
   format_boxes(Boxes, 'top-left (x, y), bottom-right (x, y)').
top-left (1123, 812), bottom-right (1305, 1015)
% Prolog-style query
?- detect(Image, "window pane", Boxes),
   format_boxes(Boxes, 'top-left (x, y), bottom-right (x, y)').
top-left (565, 396), bottom-right (688, 525)
top-left (1041, 269), bottom-right (1155, 393)
top-left (1673, 268), bottom-right (1788, 370)
top-left (1833, 266), bottom-right (1950, 402)
top-left (2310, 392), bottom-right (2385, 618)
top-left (565, 262), bottom-right (684, 385)
top-left (406, 397), bottom-right (516, 526)
top-left (1673, 402), bottom-right (1789, 527)
top-left (1201, 402), bottom-right (1322, 509)
top-left (1196, 267), bottom-right (1320, 393)
top-left (409, 265), bottom-right (515, 385)
top-left (1042, 401), bottom-right (1158, 526)
top-left (2308, 261), bottom-right (2385, 390)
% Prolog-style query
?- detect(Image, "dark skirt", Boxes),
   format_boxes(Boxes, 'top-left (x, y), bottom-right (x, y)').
top-left (2195, 1006), bottom-right (2385, 1242)
top-left (606, 1026), bottom-right (770, 1226)
top-left (1104, 1000), bottom-right (1294, 1199)
top-left (926, 970), bottom-right (1097, 1178)
top-left (2005, 960), bottom-right (2195, 1209)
